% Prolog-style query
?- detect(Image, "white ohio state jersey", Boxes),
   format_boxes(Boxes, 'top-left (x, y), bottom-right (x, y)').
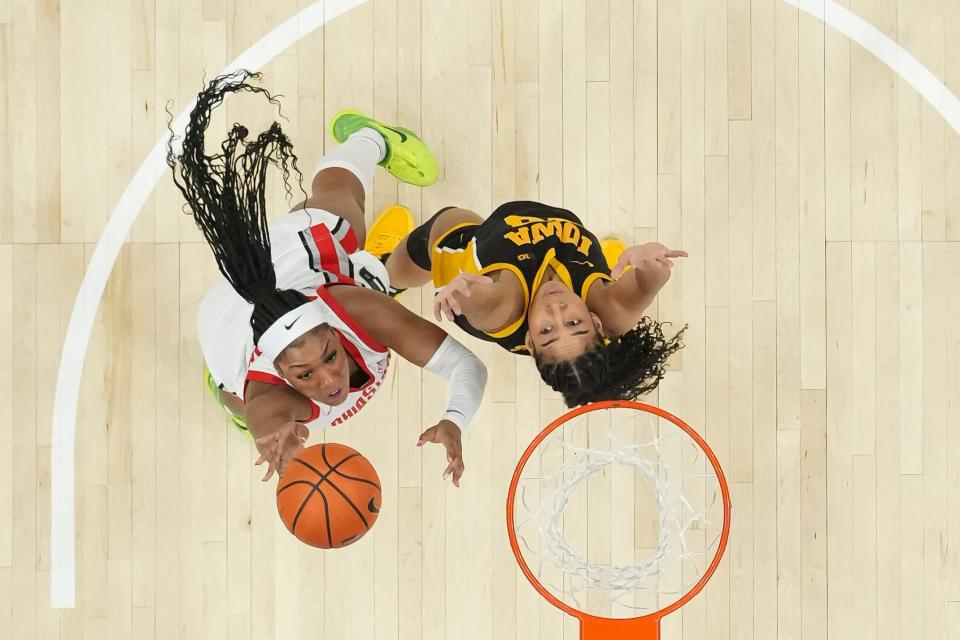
top-left (197, 208), bottom-right (391, 428)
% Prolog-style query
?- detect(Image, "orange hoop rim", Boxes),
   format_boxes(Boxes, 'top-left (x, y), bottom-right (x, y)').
top-left (505, 399), bottom-right (732, 626)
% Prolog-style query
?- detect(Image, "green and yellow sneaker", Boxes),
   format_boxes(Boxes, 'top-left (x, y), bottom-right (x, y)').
top-left (329, 110), bottom-right (439, 187)
top-left (204, 369), bottom-right (252, 438)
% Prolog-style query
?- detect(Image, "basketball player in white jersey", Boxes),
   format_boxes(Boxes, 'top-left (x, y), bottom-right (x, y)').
top-left (167, 71), bottom-right (487, 486)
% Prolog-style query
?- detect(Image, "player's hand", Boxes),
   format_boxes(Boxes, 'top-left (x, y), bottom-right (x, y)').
top-left (254, 421), bottom-right (309, 482)
top-left (417, 420), bottom-right (465, 487)
top-left (433, 273), bottom-right (493, 321)
top-left (611, 243), bottom-right (688, 280)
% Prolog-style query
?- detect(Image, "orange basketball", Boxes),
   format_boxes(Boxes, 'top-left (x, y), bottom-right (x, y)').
top-left (276, 443), bottom-right (382, 549)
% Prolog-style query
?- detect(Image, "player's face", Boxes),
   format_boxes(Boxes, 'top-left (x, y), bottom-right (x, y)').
top-left (525, 280), bottom-right (601, 361)
top-left (276, 327), bottom-right (351, 406)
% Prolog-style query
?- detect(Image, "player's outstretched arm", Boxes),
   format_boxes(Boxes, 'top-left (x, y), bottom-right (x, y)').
top-left (433, 272), bottom-right (517, 332)
top-left (595, 243), bottom-right (688, 336)
top-left (244, 383), bottom-right (315, 481)
top-left (337, 287), bottom-right (489, 487)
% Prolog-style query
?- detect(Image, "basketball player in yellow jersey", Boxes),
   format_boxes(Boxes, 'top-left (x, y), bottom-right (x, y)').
top-left (373, 201), bottom-right (688, 407)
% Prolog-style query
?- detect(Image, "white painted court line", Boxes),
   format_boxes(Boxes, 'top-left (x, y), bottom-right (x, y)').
top-left (783, 0), bottom-right (960, 135)
top-left (49, 0), bottom-right (368, 609)
top-left (51, 0), bottom-right (960, 612)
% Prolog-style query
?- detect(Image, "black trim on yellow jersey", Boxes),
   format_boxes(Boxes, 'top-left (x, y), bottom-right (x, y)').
top-left (449, 201), bottom-right (613, 355)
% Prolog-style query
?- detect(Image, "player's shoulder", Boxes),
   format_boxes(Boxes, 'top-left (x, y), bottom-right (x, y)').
top-left (245, 377), bottom-right (302, 405)
top-left (322, 285), bottom-right (398, 347)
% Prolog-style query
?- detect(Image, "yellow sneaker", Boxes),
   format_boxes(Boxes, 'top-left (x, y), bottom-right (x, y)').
top-left (329, 110), bottom-right (440, 186)
top-left (600, 237), bottom-right (627, 272)
top-left (366, 204), bottom-right (415, 259)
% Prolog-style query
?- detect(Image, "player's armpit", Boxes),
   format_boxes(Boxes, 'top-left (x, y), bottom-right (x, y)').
top-left (340, 288), bottom-right (449, 367)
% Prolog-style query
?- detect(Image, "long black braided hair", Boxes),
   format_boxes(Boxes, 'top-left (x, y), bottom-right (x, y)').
top-left (166, 70), bottom-right (310, 343)
top-left (535, 318), bottom-right (686, 407)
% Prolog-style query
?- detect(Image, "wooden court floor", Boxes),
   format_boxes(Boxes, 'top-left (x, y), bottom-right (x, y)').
top-left (1, 0), bottom-right (959, 638)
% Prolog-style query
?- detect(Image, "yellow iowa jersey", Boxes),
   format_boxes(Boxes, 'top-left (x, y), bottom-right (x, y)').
top-left (452, 201), bottom-right (612, 355)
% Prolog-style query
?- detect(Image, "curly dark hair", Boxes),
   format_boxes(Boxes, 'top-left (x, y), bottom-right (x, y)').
top-left (165, 69), bottom-right (310, 342)
top-left (535, 317), bottom-right (686, 407)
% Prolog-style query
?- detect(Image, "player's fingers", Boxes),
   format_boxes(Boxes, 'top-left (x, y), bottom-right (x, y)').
top-left (448, 294), bottom-right (463, 316)
top-left (462, 273), bottom-right (493, 284)
top-left (286, 442), bottom-right (304, 460)
top-left (667, 249), bottom-right (688, 258)
top-left (451, 459), bottom-right (465, 487)
top-left (279, 449), bottom-right (299, 475)
top-left (440, 299), bottom-right (456, 321)
top-left (417, 426), bottom-right (438, 447)
top-left (436, 297), bottom-right (450, 320)
top-left (261, 462), bottom-right (275, 482)
top-left (255, 443), bottom-right (279, 460)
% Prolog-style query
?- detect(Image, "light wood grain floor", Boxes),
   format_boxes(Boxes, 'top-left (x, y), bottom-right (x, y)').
top-left (2, 0), bottom-right (959, 638)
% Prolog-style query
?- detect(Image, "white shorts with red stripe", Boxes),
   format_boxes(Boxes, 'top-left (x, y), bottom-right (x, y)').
top-left (197, 208), bottom-right (392, 427)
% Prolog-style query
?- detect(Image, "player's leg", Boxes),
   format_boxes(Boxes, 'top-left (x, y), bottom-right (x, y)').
top-left (292, 110), bottom-right (439, 248)
top-left (291, 133), bottom-right (384, 248)
top-left (204, 369), bottom-right (251, 437)
top-left (380, 206), bottom-right (484, 290)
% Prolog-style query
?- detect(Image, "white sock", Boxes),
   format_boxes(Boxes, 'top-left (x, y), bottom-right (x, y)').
top-left (352, 127), bottom-right (387, 162)
top-left (313, 127), bottom-right (387, 196)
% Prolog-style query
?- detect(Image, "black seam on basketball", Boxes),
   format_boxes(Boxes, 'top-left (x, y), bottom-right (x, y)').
top-left (320, 447), bottom-right (377, 488)
top-left (318, 448), bottom-right (379, 494)
top-left (317, 448), bottom-right (370, 529)
top-left (320, 443), bottom-right (331, 468)
top-left (291, 452), bottom-right (360, 479)
top-left (318, 449), bottom-right (364, 477)
top-left (290, 481), bottom-right (321, 535)
top-left (286, 451), bottom-right (372, 539)
top-left (319, 444), bottom-right (338, 471)
top-left (328, 468), bottom-right (381, 491)
top-left (317, 475), bottom-right (369, 530)
top-left (277, 479), bottom-right (319, 495)
top-left (319, 488), bottom-right (333, 547)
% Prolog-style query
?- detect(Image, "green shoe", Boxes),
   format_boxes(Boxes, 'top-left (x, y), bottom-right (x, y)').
top-left (329, 109), bottom-right (439, 187)
top-left (203, 369), bottom-right (252, 438)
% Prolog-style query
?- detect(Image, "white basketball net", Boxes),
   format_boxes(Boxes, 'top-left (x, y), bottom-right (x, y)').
top-left (512, 407), bottom-right (726, 619)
